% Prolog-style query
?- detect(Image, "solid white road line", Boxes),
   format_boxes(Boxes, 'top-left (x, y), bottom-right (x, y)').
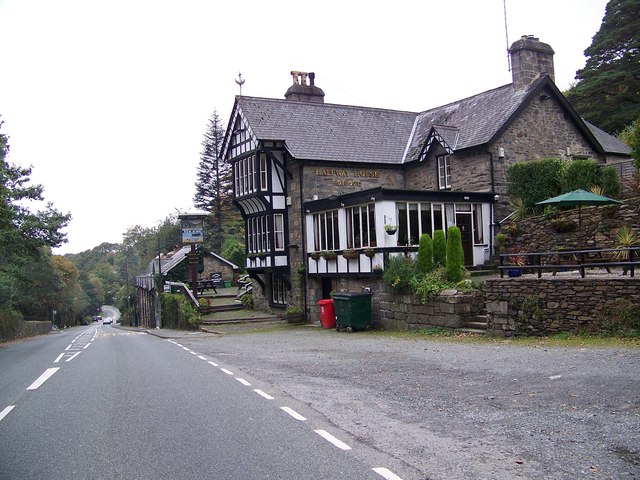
top-left (373, 467), bottom-right (405, 480)
top-left (65, 352), bottom-right (81, 362)
top-left (53, 353), bottom-right (64, 363)
top-left (220, 368), bottom-right (234, 376)
top-left (27, 368), bottom-right (60, 390)
top-left (281, 406), bottom-right (307, 421)
top-left (314, 430), bottom-right (351, 450)
top-left (207, 361), bottom-right (219, 367)
top-left (0, 405), bottom-right (15, 422)
top-left (253, 389), bottom-right (274, 400)
top-left (236, 378), bottom-right (251, 386)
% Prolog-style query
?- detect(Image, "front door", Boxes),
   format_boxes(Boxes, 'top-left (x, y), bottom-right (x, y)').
top-left (455, 213), bottom-right (474, 266)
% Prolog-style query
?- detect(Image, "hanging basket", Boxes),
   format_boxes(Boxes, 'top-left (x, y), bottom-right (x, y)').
top-left (385, 228), bottom-right (397, 236)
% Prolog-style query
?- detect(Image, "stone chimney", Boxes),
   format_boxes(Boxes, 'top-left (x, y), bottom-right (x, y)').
top-left (284, 71), bottom-right (325, 103)
top-left (509, 35), bottom-right (555, 91)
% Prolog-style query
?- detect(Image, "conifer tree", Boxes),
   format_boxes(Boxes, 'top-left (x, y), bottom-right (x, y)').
top-left (565, 0), bottom-right (640, 133)
top-left (445, 227), bottom-right (464, 283)
top-left (433, 230), bottom-right (447, 267)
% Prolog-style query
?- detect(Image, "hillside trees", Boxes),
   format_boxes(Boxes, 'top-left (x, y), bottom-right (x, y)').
top-left (565, 0), bottom-right (640, 133)
top-left (0, 117), bottom-right (71, 321)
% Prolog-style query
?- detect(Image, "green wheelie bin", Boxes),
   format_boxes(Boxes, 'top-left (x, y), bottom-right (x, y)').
top-left (332, 292), bottom-right (372, 332)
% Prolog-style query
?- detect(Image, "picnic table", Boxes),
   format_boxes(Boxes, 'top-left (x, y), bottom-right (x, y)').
top-left (197, 279), bottom-right (217, 295)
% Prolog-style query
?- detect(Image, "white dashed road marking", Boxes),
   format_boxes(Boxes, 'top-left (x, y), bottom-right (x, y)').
top-left (220, 368), bottom-right (234, 376)
top-left (27, 368), bottom-right (60, 390)
top-left (281, 406), bottom-right (306, 421)
top-left (65, 352), bottom-right (81, 362)
top-left (53, 353), bottom-right (64, 363)
top-left (373, 467), bottom-right (404, 479)
top-left (236, 378), bottom-right (251, 386)
top-left (207, 361), bottom-right (219, 367)
top-left (0, 405), bottom-right (15, 422)
top-left (253, 389), bottom-right (274, 400)
top-left (314, 430), bottom-right (351, 450)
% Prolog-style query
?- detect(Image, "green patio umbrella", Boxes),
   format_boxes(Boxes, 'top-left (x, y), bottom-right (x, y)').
top-left (536, 189), bottom-right (623, 227)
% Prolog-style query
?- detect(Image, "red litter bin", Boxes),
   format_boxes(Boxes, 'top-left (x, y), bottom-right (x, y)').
top-left (318, 299), bottom-right (336, 329)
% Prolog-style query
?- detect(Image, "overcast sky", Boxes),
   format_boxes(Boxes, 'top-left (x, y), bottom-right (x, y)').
top-left (0, 0), bottom-right (609, 254)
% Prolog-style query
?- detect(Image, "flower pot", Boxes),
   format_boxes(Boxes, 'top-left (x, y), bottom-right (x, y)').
top-left (385, 229), bottom-right (397, 236)
top-left (507, 268), bottom-right (522, 278)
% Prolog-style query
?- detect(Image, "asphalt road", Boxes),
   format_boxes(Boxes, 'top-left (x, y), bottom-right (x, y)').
top-left (0, 325), bottom-right (395, 480)
top-left (175, 325), bottom-right (640, 480)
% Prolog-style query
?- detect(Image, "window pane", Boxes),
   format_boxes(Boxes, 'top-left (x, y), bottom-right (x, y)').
top-left (433, 204), bottom-right (443, 232)
top-left (420, 204), bottom-right (432, 237)
top-left (274, 214), bottom-right (284, 250)
top-left (346, 208), bottom-right (354, 249)
top-left (473, 204), bottom-right (484, 244)
top-left (368, 204), bottom-right (376, 247)
top-left (353, 207), bottom-right (361, 248)
top-left (397, 202), bottom-right (407, 245)
top-left (409, 203), bottom-right (419, 246)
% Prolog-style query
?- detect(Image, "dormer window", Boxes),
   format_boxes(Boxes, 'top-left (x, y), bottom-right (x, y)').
top-left (437, 155), bottom-right (451, 189)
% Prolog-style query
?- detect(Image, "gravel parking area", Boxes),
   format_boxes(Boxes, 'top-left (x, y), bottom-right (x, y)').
top-left (179, 326), bottom-right (640, 480)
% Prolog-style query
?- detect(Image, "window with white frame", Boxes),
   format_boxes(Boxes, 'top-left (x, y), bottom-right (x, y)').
top-left (274, 214), bottom-right (285, 251)
top-left (259, 154), bottom-right (268, 191)
top-left (271, 275), bottom-right (286, 305)
top-left (397, 201), bottom-right (465, 246)
top-left (235, 155), bottom-right (259, 197)
top-left (313, 210), bottom-right (339, 251)
top-left (346, 204), bottom-right (376, 248)
top-left (247, 215), bottom-right (271, 254)
top-left (472, 204), bottom-right (484, 244)
top-left (437, 155), bottom-right (451, 189)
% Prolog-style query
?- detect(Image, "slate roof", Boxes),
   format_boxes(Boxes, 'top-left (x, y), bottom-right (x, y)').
top-left (147, 247), bottom-right (240, 276)
top-left (405, 82), bottom-right (532, 161)
top-left (236, 97), bottom-right (416, 164)
top-left (232, 76), bottom-right (629, 164)
top-left (583, 120), bottom-right (632, 155)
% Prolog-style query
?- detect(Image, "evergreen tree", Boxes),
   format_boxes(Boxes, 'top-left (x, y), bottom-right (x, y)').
top-left (565, 0), bottom-right (640, 133)
top-left (417, 233), bottom-right (433, 274)
top-left (445, 227), bottom-right (464, 283)
top-left (433, 230), bottom-right (447, 267)
top-left (193, 110), bottom-right (239, 252)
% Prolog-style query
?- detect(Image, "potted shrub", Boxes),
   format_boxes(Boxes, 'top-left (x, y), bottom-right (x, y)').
top-left (507, 246), bottom-right (526, 277)
top-left (384, 224), bottom-right (398, 235)
top-left (342, 248), bottom-right (359, 260)
top-left (321, 251), bottom-right (337, 261)
top-left (284, 305), bottom-right (304, 323)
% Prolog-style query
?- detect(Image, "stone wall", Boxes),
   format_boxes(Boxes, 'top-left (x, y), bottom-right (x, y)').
top-left (485, 276), bottom-right (640, 336)
top-left (377, 285), bottom-right (484, 331)
top-left (501, 195), bottom-right (640, 251)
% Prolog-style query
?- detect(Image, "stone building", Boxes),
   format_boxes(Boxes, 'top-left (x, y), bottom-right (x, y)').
top-left (220, 36), bottom-right (632, 322)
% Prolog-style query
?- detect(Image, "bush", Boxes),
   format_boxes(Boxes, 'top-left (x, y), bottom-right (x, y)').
top-left (445, 226), bottom-right (464, 283)
top-left (495, 233), bottom-right (507, 254)
top-left (600, 166), bottom-right (621, 198)
top-left (161, 293), bottom-right (200, 330)
top-left (240, 293), bottom-right (254, 310)
top-left (507, 158), bottom-right (563, 209)
top-left (561, 159), bottom-right (601, 192)
top-left (598, 300), bottom-right (640, 337)
top-left (0, 308), bottom-right (23, 342)
top-left (433, 230), bottom-right (446, 267)
top-left (417, 234), bottom-right (433, 274)
top-left (409, 267), bottom-right (450, 304)
top-left (382, 254), bottom-right (417, 290)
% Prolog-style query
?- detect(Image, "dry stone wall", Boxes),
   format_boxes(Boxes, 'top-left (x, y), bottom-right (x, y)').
top-left (485, 276), bottom-right (640, 336)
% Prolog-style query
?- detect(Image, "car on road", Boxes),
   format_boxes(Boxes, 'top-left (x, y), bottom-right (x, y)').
top-left (103, 317), bottom-right (112, 325)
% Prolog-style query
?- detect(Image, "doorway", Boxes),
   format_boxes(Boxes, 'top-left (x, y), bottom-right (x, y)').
top-left (455, 213), bottom-right (474, 266)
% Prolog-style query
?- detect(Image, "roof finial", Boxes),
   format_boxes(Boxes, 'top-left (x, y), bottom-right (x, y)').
top-left (235, 72), bottom-right (245, 96)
